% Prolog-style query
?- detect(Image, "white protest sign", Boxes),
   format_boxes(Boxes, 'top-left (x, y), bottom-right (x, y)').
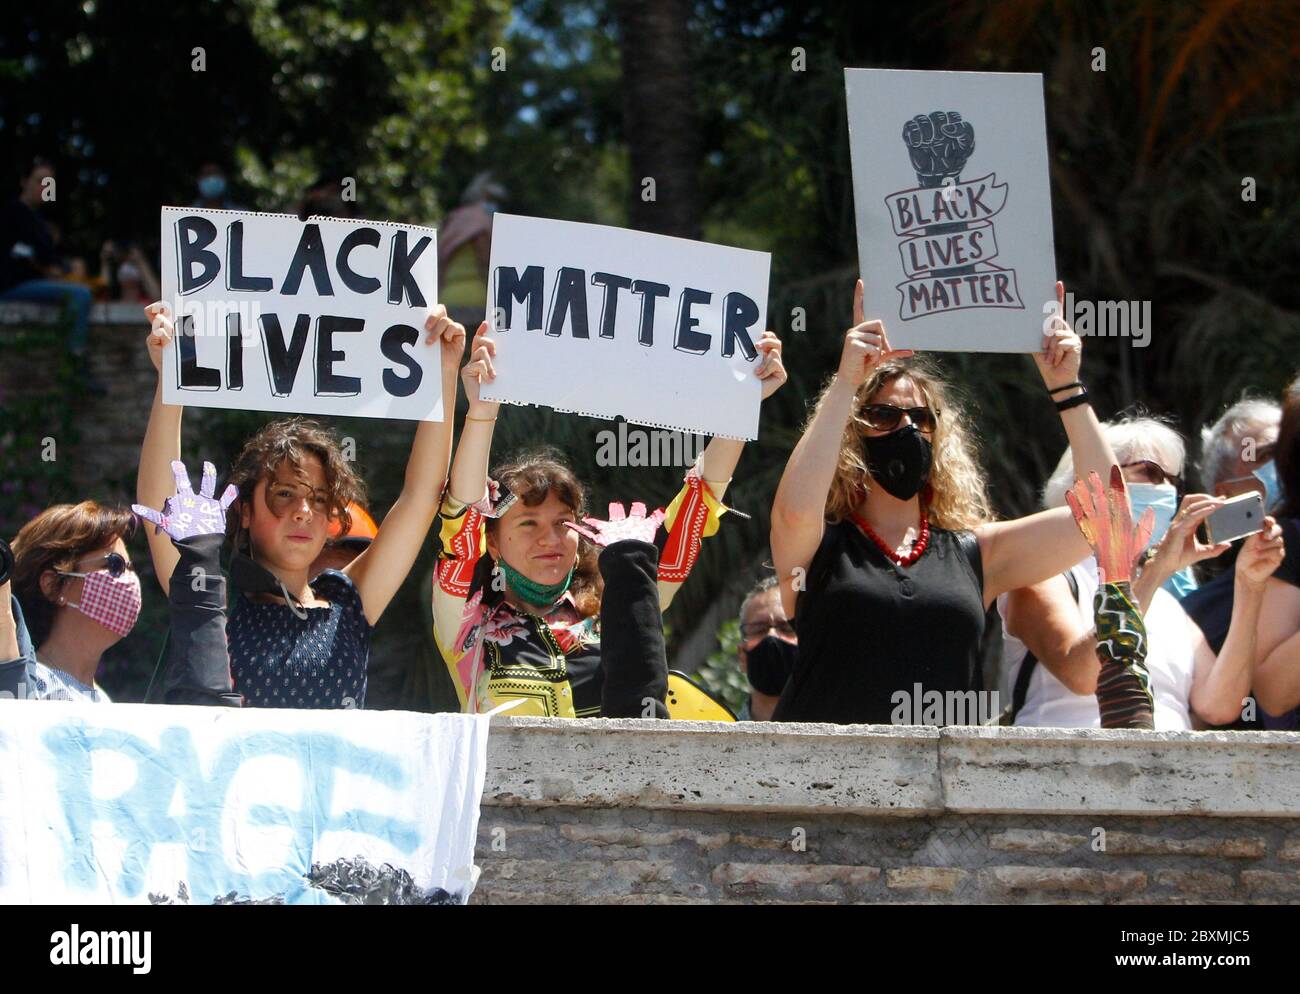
top-left (0, 700), bottom-right (490, 905)
top-left (845, 69), bottom-right (1057, 352)
top-left (159, 207), bottom-right (442, 420)
top-left (480, 213), bottom-right (770, 440)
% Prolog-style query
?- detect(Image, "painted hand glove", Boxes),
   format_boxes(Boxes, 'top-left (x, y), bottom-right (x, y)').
top-left (565, 502), bottom-right (666, 547)
top-left (1066, 466), bottom-right (1157, 729)
top-left (133, 461), bottom-right (237, 541)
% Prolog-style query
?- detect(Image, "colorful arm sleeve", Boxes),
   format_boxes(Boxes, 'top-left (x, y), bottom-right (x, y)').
top-left (1093, 579), bottom-right (1155, 729)
top-left (657, 465), bottom-right (729, 609)
top-left (431, 492), bottom-right (488, 710)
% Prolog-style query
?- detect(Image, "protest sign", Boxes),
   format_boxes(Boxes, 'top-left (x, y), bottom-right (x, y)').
top-left (0, 701), bottom-right (489, 904)
top-left (159, 207), bottom-right (443, 420)
top-left (845, 69), bottom-right (1058, 352)
top-left (480, 214), bottom-right (770, 440)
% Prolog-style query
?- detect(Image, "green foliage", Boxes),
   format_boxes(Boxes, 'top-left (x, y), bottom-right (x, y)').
top-left (0, 320), bottom-right (80, 542)
top-left (690, 618), bottom-right (750, 717)
top-left (233, 0), bottom-right (512, 223)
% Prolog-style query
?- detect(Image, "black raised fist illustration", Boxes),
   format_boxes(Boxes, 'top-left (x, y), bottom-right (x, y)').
top-left (902, 111), bottom-right (976, 188)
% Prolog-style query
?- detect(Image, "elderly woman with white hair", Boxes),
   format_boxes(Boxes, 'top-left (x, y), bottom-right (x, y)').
top-left (1183, 397), bottom-right (1283, 662)
top-left (998, 416), bottom-right (1285, 729)
top-left (1198, 397), bottom-right (1283, 507)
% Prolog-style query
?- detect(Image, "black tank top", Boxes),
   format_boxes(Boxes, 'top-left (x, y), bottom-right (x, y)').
top-left (773, 519), bottom-right (986, 725)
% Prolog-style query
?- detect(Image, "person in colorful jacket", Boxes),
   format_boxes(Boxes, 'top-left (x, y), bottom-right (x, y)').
top-left (432, 323), bottom-right (786, 718)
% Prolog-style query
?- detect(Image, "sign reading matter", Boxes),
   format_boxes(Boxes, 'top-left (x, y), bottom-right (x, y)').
top-left (160, 207), bottom-right (443, 420)
top-left (480, 214), bottom-right (770, 441)
top-left (845, 69), bottom-right (1058, 352)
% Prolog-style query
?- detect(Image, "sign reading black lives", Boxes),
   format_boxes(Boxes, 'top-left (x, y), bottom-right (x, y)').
top-left (159, 207), bottom-right (443, 420)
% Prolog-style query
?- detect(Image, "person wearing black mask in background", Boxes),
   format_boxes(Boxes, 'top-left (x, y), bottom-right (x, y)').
top-left (736, 576), bottom-right (798, 720)
top-left (770, 280), bottom-right (1119, 726)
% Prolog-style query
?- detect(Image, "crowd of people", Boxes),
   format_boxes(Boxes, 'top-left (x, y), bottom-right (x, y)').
top-left (1, 162), bottom-right (1296, 734)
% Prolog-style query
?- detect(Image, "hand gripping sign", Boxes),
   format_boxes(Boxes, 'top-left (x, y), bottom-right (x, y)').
top-left (479, 214), bottom-right (770, 441)
top-left (845, 69), bottom-right (1058, 352)
top-left (159, 207), bottom-right (442, 421)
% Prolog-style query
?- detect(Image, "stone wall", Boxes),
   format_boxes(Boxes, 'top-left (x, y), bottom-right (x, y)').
top-left (472, 718), bottom-right (1300, 904)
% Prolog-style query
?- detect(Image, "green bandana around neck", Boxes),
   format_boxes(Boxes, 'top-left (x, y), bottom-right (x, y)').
top-left (499, 558), bottom-right (575, 610)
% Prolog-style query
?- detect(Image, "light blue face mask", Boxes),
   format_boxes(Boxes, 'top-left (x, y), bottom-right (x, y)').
top-left (1127, 482), bottom-right (1198, 601)
top-left (1253, 460), bottom-right (1282, 513)
top-left (198, 175), bottom-right (227, 200)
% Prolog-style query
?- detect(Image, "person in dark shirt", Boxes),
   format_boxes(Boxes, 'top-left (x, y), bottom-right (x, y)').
top-left (0, 158), bottom-right (95, 373)
top-left (770, 279), bottom-right (1119, 726)
top-left (1183, 398), bottom-right (1281, 659)
top-left (736, 576), bottom-right (797, 720)
top-left (1249, 377), bottom-right (1300, 728)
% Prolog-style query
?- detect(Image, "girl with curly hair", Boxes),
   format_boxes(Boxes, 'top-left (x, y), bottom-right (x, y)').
top-left (136, 301), bottom-right (465, 709)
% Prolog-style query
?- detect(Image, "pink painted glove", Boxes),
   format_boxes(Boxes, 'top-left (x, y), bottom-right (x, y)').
top-left (1064, 465), bottom-right (1155, 584)
top-left (133, 460), bottom-right (238, 541)
top-left (565, 502), bottom-right (666, 547)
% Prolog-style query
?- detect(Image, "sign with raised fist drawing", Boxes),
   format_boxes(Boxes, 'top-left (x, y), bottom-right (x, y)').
top-left (845, 69), bottom-right (1057, 352)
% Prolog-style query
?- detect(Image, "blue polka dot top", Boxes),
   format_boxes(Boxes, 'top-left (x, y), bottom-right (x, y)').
top-left (227, 569), bottom-right (371, 709)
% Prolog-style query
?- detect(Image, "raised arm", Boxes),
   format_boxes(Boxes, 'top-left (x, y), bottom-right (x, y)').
top-left (138, 302), bottom-right (184, 596)
top-left (344, 306), bottom-right (465, 625)
top-left (978, 282), bottom-right (1119, 603)
top-left (133, 460), bottom-right (243, 706)
top-left (770, 281), bottom-right (912, 617)
top-left (692, 331), bottom-right (787, 502)
top-left (1005, 495), bottom-right (1223, 695)
top-left (656, 332), bottom-right (787, 610)
top-left (449, 322), bottom-right (497, 505)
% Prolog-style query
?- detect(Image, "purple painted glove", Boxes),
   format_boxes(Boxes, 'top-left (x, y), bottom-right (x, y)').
top-left (565, 502), bottom-right (666, 547)
top-left (132, 461), bottom-right (238, 541)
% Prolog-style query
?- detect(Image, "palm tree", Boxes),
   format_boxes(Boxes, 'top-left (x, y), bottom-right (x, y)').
top-left (614, 0), bottom-right (702, 239)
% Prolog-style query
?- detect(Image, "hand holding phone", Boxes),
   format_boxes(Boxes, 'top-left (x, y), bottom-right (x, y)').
top-left (1198, 492), bottom-right (1265, 546)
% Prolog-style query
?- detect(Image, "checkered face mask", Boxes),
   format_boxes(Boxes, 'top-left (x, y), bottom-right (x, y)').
top-left (65, 568), bottom-right (142, 638)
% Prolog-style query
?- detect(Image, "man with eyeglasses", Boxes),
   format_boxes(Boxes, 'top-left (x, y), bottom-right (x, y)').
top-left (736, 576), bottom-right (798, 720)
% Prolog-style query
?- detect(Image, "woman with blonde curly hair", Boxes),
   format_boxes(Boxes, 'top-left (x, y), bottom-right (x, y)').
top-left (770, 280), bottom-right (1118, 725)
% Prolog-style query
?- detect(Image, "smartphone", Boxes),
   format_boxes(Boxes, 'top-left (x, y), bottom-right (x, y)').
top-left (1199, 492), bottom-right (1265, 545)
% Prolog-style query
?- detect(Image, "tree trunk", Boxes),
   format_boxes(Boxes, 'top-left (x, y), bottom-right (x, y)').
top-left (615, 0), bottom-right (701, 240)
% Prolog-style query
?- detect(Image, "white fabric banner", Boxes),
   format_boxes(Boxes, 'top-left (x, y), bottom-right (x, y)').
top-left (0, 701), bottom-right (489, 905)
top-left (845, 69), bottom-right (1058, 352)
top-left (480, 213), bottom-right (770, 440)
top-left (159, 207), bottom-right (443, 421)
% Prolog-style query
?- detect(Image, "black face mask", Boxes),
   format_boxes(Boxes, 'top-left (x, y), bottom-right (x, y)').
top-left (861, 424), bottom-right (933, 501)
top-left (745, 636), bottom-right (798, 696)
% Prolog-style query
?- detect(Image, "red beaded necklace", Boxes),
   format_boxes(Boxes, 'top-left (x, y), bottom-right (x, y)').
top-left (850, 510), bottom-right (930, 567)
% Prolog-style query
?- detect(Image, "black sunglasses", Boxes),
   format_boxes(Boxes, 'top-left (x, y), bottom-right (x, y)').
top-left (1121, 461), bottom-right (1184, 491)
top-left (59, 552), bottom-right (134, 580)
top-left (860, 404), bottom-right (939, 433)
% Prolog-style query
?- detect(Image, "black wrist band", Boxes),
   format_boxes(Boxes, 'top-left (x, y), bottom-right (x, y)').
top-left (1048, 381), bottom-right (1084, 396)
top-left (1055, 390), bottom-right (1090, 413)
